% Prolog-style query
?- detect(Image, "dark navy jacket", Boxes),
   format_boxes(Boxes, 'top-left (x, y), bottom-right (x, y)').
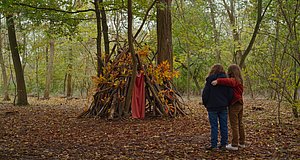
top-left (202, 73), bottom-right (233, 112)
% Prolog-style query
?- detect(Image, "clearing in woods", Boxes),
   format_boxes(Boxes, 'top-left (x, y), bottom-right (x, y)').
top-left (0, 97), bottom-right (299, 159)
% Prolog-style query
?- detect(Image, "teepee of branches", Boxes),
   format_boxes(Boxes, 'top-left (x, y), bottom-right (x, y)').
top-left (79, 46), bottom-right (187, 119)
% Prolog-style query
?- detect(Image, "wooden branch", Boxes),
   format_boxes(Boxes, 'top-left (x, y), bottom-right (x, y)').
top-left (154, 105), bottom-right (164, 116)
top-left (144, 74), bottom-right (167, 116)
top-left (175, 100), bottom-right (187, 116)
top-left (133, 0), bottom-right (156, 39)
top-left (107, 44), bottom-right (117, 62)
top-left (146, 86), bottom-right (158, 115)
top-left (111, 48), bottom-right (129, 68)
top-left (239, 0), bottom-right (273, 67)
top-left (221, 0), bottom-right (234, 24)
top-left (108, 94), bottom-right (117, 120)
top-left (13, 2), bottom-right (95, 13)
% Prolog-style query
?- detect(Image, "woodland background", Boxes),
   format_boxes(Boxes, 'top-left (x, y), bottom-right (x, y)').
top-left (0, 0), bottom-right (299, 113)
top-left (0, 0), bottom-right (299, 159)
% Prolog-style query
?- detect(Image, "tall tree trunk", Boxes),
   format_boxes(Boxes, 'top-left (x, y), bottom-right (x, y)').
top-left (157, 0), bottom-right (173, 69)
top-left (22, 33), bottom-right (27, 70)
top-left (66, 72), bottom-right (72, 97)
top-left (66, 46), bottom-right (73, 97)
top-left (222, 0), bottom-right (242, 64)
top-left (208, 0), bottom-right (221, 63)
top-left (278, 0), bottom-right (299, 118)
top-left (63, 73), bottom-right (67, 94)
top-left (94, 0), bottom-right (104, 77)
top-left (115, 10), bottom-right (120, 51)
top-left (33, 32), bottom-right (40, 99)
top-left (100, 0), bottom-right (110, 64)
top-left (223, 0), bottom-right (272, 67)
top-left (6, 14), bottom-right (28, 105)
top-left (35, 48), bottom-right (39, 99)
top-left (187, 51), bottom-right (190, 100)
top-left (124, 0), bottom-right (138, 114)
top-left (239, 0), bottom-right (272, 68)
top-left (291, 7), bottom-right (300, 119)
top-left (0, 17), bottom-right (10, 101)
top-left (83, 56), bottom-right (90, 98)
top-left (175, 0), bottom-right (190, 97)
top-left (44, 39), bottom-right (55, 99)
top-left (271, 12), bottom-right (280, 99)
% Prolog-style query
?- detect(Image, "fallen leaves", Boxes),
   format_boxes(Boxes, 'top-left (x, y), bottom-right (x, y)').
top-left (0, 97), bottom-right (299, 159)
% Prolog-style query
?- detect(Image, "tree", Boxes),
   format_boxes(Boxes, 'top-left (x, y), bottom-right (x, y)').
top-left (207, 0), bottom-right (221, 63)
top-left (66, 43), bottom-right (73, 97)
top-left (0, 16), bottom-right (10, 101)
top-left (172, 0), bottom-right (214, 95)
top-left (43, 39), bottom-right (55, 99)
top-left (123, 0), bottom-right (137, 114)
top-left (222, 0), bottom-right (242, 65)
top-left (277, 0), bottom-right (299, 118)
top-left (94, 0), bottom-right (104, 76)
top-left (78, 1), bottom-right (185, 119)
top-left (157, 0), bottom-right (173, 69)
top-left (99, 0), bottom-right (110, 64)
top-left (6, 14), bottom-right (28, 105)
top-left (239, 0), bottom-right (272, 68)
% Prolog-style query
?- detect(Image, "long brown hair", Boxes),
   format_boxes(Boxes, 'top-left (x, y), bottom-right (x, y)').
top-left (208, 64), bottom-right (225, 76)
top-left (227, 64), bottom-right (243, 84)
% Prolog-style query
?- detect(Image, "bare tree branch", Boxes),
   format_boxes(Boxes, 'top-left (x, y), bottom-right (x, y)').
top-left (13, 2), bottom-right (95, 13)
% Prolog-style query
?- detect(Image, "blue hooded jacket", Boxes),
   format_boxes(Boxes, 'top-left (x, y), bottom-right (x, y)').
top-left (202, 73), bottom-right (233, 112)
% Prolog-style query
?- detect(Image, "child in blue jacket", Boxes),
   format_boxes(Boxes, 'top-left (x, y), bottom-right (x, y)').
top-left (202, 64), bottom-right (233, 150)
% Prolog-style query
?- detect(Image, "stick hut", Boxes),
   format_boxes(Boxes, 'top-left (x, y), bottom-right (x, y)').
top-left (79, 47), bottom-right (187, 119)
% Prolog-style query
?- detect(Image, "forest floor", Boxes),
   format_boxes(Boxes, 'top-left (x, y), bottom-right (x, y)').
top-left (0, 96), bottom-right (299, 160)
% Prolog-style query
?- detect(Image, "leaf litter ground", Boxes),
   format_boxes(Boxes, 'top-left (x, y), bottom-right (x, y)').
top-left (0, 97), bottom-right (299, 159)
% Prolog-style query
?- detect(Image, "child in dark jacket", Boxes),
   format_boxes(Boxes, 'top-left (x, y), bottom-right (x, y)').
top-left (202, 64), bottom-right (233, 150)
top-left (211, 64), bottom-right (245, 151)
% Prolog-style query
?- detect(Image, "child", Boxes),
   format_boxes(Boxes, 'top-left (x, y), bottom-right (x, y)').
top-left (202, 64), bottom-right (233, 150)
top-left (211, 64), bottom-right (245, 151)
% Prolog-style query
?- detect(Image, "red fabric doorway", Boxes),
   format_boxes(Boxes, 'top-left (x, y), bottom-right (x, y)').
top-left (131, 72), bottom-right (145, 119)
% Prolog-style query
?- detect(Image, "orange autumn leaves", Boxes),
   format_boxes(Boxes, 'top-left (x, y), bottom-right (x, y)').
top-left (91, 46), bottom-right (179, 87)
top-left (147, 61), bottom-right (179, 85)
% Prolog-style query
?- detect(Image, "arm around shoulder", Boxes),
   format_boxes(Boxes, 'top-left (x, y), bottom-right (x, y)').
top-left (217, 78), bottom-right (238, 87)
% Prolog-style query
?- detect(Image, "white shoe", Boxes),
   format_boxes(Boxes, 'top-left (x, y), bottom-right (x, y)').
top-left (238, 144), bottom-right (246, 148)
top-left (226, 144), bottom-right (238, 150)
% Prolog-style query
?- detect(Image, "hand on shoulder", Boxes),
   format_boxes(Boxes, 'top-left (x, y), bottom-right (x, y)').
top-left (211, 80), bottom-right (217, 86)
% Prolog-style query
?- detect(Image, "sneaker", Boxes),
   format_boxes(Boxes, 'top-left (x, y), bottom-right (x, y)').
top-left (226, 144), bottom-right (238, 151)
top-left (238, 144), bottom-right (246, 148)
top-left (205, 146), bottom-right (217, 151)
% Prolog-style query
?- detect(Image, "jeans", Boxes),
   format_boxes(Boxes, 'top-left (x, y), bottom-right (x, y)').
top-left (208, 110), bottom-right (228, 148)
top-left (229, 102), bottom-right (245, 147)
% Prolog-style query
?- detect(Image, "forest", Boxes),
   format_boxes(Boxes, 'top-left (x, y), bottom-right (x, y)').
top-left (0, 0), bottom-right (299, 159)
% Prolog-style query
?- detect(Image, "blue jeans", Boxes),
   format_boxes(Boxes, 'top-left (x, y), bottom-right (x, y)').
top-left (208, 110), bottom-right (228, 148)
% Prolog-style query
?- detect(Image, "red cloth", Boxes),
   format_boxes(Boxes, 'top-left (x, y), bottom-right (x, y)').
top-left (131, 73), bottom-right (145, 119)
top-left (217, 78), bottom-right (243, 105)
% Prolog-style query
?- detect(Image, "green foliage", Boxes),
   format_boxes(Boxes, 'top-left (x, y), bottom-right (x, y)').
top-left (0, 0), bottom-right (299, 107)
top-left (172, 1), bottom-right (213, 93)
